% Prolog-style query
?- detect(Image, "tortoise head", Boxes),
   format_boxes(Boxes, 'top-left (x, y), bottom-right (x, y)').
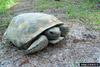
top-left (44, 27), bottom-right (61, 40)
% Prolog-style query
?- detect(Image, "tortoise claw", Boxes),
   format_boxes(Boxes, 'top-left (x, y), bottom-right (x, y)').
top-left (25, 35), bottom-right (48, 54)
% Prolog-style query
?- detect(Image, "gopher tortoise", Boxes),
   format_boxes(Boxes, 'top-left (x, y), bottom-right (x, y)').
top-left (3, 13), bottom-right (69, 54)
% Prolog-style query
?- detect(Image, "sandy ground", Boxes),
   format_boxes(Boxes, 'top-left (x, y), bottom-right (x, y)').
top-left (0, 0), bottom-right (100, 67)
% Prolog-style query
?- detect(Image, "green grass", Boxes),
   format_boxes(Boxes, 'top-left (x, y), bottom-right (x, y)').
top-left (36, 0), bottom-right (100, 30)
top-left (0, 0), bottom-right (100, 30)
top-left (67, 0), bottom-right (100, 22)
top-left (35, 0), bottom-right (67, 11)
top-left (0, 0), bottom-right (17, 30)
top-left (0, 0), bottom-right (17, 13)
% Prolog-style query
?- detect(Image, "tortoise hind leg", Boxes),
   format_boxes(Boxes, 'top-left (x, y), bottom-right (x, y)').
top-left (25, 35), bottom-right (48, 54)
top-left (59, 25), bottom-right (69, 37)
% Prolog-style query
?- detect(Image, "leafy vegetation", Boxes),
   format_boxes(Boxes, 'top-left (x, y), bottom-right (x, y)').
top-left (0, 0), bottom-right (17, 13)
top-left (0, 0), bottom-right (17, 30)
top-left (0, 0), bottom-right (100, 30)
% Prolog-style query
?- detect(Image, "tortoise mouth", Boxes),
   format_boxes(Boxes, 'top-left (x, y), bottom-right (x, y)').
top-left (44, 27), bottom-right (61, 40)
top-left (49, 37), bottom-right (64, 44)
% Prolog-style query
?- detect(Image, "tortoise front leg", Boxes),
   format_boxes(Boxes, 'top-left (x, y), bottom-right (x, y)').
top-left (59, 25), bottom-right (69, 37)
top-left (25, 35), bottom-right (48, 54)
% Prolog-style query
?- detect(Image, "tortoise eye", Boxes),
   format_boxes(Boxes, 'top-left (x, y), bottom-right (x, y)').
top-left (50, 31), bottom-right (54, 34)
